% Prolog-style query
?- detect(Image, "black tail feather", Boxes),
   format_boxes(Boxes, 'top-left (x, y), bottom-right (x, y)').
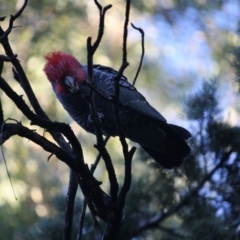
top-left (140, 124), bottom-right (191, 169)
top-left (169, 124), bottom-right (191, 140)
top-left (141, 142), bottom-right (190, 169)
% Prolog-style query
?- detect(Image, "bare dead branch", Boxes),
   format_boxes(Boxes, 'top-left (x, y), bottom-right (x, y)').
top-left (1, 28), bottom-right (73, 166)
top-left (0, 12), bottom-right (84, 236)
top-left (0, 36), bottom-right (75, 154)
top-left (0, 0), bottom-right (28, 41)
top-left (86, 1), bottom-right (118, 202)
top-left (1, 1), bottom-right (151, 239)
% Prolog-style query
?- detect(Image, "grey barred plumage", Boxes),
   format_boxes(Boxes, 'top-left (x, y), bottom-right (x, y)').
top-left (44, 51), bottom-right (191, 169)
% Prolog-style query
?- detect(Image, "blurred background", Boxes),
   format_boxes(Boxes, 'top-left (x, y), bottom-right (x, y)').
top-left (1, 0), bottom-right (240, 239)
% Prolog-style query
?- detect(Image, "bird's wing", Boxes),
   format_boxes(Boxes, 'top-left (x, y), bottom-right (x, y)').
top-left (93, 65), bottom-right (167, 123)
top-left (118, 86), bottom-right (167, 123)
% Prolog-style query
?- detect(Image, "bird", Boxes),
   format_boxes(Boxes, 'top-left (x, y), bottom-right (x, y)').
top-left (43, 51), bottom-right (191, 169)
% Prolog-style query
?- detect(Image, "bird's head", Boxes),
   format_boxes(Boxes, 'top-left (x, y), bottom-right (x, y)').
top-left (44, 51), bottom-right (87, 94)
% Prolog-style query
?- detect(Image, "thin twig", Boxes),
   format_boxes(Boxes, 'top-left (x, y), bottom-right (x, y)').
top-left (131, 23), bottom-right (145, 86)
top-left (91, 2), bottom-right (112, 54)
top-left (122, 0), bottom-right (131, 63)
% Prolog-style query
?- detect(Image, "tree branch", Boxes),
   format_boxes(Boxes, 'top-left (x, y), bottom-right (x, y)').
top-left (86, 1), bottom-right (118, 201)
top-left (78, 136), bottom-right (110, 239)
top-left (63, 170), bottom-right (78, 240)
top-left (115, 0), bottom-right (134, 216)
top-left (0, 76), bottom-right (82, 156)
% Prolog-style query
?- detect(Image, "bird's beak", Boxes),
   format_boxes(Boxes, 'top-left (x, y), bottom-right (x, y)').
top-left (64, 76), bottom-right (79, 93)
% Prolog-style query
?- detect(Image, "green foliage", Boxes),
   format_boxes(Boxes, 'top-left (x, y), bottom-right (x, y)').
top-left (181, 80), bottom-right (239, 239)
top-left (181, 198), bottom-right (234, 240)
top-left (184, 80), bottom-right (220, 120)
